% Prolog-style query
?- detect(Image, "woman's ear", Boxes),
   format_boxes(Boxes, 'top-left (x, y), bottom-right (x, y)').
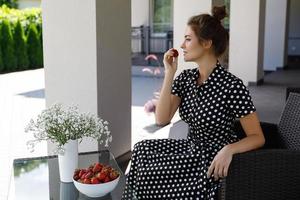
top-left (202, 39), bottom-right (213, 49)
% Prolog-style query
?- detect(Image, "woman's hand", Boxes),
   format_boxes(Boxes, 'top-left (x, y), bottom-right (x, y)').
top-left (207, 145), bottom-right (234, 181)
top-left (163, 48), bottom-right (178, 74)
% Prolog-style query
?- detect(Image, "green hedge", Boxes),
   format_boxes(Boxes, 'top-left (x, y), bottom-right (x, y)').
top-left (0, 5), bottom-right (42, 73)
top-left (0, 0), bottom-right (18, 9)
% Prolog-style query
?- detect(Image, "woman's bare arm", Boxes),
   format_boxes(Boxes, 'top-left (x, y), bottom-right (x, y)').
top-left (227, 112), bottom-right (265, 154)
top-left (155, 49), bottom-right (181, 126)
top-left (155, 71), bottom-right (181, 126)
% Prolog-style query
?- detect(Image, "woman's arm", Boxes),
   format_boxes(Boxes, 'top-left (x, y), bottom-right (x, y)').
top-left (155, 71), bottom-right (181, 126)
top-left (155, 48), bottom-right (181, 126)
top-left (227, 112), bottom-right (265, 154)
top-left (207, 112), bottom-right (265, 180)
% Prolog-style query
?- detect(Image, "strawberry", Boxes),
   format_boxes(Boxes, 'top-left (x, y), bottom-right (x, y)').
top-left (84, 171), bottom-right (93, 179)
top-left (109, 170), bottom-right (119, 180)
top-left (101, 167), bottom-right (110, 175)
top-left (74, 169), bottom-right (80, 175)
top-left (171, 49), bottom-right (179, 57)
top-left (96, 171), bottom-right (107, 181)
top-left (104, 176), bottom-right (111, 183)
top-left (83, 178), bottom-right (91, 184)
top-left (79, 169), bottom-right (86, 179)
top-left (73, 174), bottom-right (80, 181)
top-left (91, 177), bottom-right (100, 184)
top-left (93, 163), bottom-right (103, 173)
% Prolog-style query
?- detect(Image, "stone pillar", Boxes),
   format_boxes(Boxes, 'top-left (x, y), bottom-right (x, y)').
top-left (264, 0), bottom-right (289, 71)
top-left (229, 0), bottom-right (266, 85)
top-left (173, 0), bottom-right (213, 75)
top-left (42, 0), bottom-right (131, 157)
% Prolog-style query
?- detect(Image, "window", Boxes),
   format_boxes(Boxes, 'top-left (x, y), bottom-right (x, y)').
top-left (223, 0), bottom-right (230, 30)
top-left (151, 0), bottom-right (173, 34)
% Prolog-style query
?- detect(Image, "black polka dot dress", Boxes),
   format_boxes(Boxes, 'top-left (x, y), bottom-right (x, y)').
top-left (122, 61), bottom-right (256, 199)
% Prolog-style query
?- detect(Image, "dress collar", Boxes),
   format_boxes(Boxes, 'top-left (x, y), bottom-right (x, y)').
top-left (191, 60), bottom-right (223, 86)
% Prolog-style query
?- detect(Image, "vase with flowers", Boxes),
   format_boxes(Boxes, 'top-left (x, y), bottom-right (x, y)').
top-left (25, 103), bottom-right (112, 182)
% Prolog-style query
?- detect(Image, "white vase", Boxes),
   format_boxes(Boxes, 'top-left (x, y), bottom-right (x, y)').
top-left (58, 139), bottom-right (78, 183)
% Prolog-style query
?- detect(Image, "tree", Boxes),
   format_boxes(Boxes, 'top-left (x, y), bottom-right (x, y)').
top-left (0, 38), bottom-right (4, 72)
top-left (14, 21), bottom-right (29, 70)
top-left (0, 19), bottom-right (16, 72)
top-left (0, 0), bottom-right (18, 8)
top-left (27, 23), bottom-right (43, 69)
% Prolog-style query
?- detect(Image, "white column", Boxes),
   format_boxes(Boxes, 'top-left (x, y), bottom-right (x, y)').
top-left (229, 0), bottom-right (266, 85)
top-left (42, 0), bottom-right (131, 157)
top-left (132, 0), bottom-right (150, 26)
top-left (173, 0), bottom-right (213, 75)
top-left (264, 0), bottom-right (289, 71)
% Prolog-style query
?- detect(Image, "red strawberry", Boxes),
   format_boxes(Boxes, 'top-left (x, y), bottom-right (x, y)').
top-left (79, 169), bottom-right (86, 179)
top-left (101, 167), bottom-right (110, 175)
top-left (91, 177), bottom-right (100, 184)
top-left (109, 170), bottom-right (119, 180)
top-left (96, 171), bottom-right (107, 181)
top-left (83, 178), bottom-right (91, 184)
top-left (73, 174), bottom-right (80, 181)
top-left (93, 163), bottom-right (103, 173)
top-left (104, 176), bottom-right (111, 183)
top-left (74, 169), bottom-right (80, 175)
top-left (171, 49), bottom-right (179, 57)
top-left (84, 171), bottom-right (93, 179)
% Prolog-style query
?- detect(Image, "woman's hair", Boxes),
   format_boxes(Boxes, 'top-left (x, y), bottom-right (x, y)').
top-left (187, 5), bottom-right (229, 57)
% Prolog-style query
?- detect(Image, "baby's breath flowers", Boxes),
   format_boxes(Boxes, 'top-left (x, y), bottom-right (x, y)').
top-left (25, 103), bottom-right (112, 154)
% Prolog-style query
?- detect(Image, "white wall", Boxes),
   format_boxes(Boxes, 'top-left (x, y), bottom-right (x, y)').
top-left (42, 0), bottom-right (131, 157)
top-left (42, 0), bottom-right (98, 154)
top-left (264, 0), bottom-right (288, 71)
top-left (173, 0), bottom-right (212, 75)
top-left (131, 0), bottom-right (150, 27)
top-left (229, 0), bottom-right (266, 85)
top-left (18, 0), bottom-right (40, 9)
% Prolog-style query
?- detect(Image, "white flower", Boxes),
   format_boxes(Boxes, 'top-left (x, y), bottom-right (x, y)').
top-left (26, 103), bottom-right (112, 154)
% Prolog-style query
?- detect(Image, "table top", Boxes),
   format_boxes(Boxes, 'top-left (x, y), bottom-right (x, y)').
top-left (11, 150), bottom-right (134, 200)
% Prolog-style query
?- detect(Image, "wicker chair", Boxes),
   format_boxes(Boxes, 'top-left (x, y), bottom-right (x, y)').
top-left (218, 93), bottom-right (300, 200)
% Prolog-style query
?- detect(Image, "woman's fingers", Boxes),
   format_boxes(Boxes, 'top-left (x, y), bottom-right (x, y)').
top-left (213, 164), bottom-right (220, 180)
top-left (218, 166), bottom-right (224, 179)
top-left (207, 160), bottom-right (215, 178)
top-left (164, 48), bottom-right (178, 60)
top-left (223, 165), bottom-right (229, 177)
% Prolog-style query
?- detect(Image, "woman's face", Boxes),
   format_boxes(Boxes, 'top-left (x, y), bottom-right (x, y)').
top-left (180, 25), bottom-right (211, 62)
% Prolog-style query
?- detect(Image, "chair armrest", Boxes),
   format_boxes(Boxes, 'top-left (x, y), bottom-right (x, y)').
top-left (219, 149), bottom-right (300, 200)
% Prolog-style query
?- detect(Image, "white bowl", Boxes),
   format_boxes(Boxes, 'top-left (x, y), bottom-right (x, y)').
top-left (73, 175), bottom-right (120, 198)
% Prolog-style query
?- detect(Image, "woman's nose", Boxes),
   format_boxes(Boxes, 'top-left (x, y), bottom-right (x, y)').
top-left (180, 42), bottom-right (185, 49)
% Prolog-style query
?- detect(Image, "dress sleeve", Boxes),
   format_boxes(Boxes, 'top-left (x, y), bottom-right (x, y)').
top-left (171, 70), bottom-right (186, 98)
top-left (228, 79), bottom-right (256, 118)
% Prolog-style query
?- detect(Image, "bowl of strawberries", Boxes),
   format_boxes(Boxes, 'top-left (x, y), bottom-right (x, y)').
top-left (73, 162), bottom-right (120, 197)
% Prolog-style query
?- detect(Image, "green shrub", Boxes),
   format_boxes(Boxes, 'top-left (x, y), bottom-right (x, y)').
top-left (0, 0), bottom-right (18, 8)
top-left (0, 39), bottom-right (4, 72)
top-left (27, 23), bottom-right (43, 69)
top-left (0, 19), bottom-right (16, 72)
top-left (14, 20), bottom-right (29, 70)
top-left (0, 5), bottom-right (42, 72)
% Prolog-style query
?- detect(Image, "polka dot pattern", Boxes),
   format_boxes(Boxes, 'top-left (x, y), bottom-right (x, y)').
top-left (122, 61), bottom-right (256, 199)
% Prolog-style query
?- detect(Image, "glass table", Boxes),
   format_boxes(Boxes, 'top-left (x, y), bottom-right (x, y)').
top-left (11, 150), bottom-right (137, 200)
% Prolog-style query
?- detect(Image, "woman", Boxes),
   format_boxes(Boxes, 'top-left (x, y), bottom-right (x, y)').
top-left (122, 6), bottom-right (265, 200)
